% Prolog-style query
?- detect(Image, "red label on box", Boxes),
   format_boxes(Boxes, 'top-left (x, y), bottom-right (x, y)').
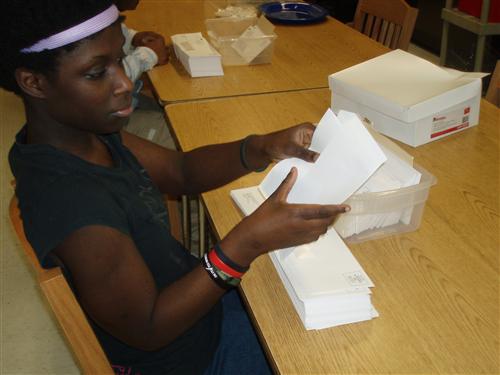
top-left (431, 106), bottom-right (471, 139)
top-left (431, 122), bottom-right (469, 138)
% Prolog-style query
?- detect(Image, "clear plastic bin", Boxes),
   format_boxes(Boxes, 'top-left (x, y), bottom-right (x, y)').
top-left (334, 163), bottom-right (437, 243)
top-left (204, 0), bottom-right (268, 18)
top-left (205, 16), bottom-right (277, 66)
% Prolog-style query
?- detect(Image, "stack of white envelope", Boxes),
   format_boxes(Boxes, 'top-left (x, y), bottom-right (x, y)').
top-left (231, 108), bottom-right (423, 330)
top-left (269, 230), bottom-right (378, 330)
top-left (230, 186), bottom-right (378, 330)
top-left (171, 32), bottom-right (224, 77)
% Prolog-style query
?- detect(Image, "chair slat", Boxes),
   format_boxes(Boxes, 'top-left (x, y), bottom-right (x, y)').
top-left (352, 0), bottom-right (418, 51)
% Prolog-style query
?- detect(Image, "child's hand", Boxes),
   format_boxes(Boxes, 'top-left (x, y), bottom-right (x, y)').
top-left (241, 123), bottom-right (319, 171)
top-left (262, 122), bottom-right (319, 163)
top-left (220, 167), bottom-right (350, 266)
top-left (132, 31), bottom-right (170, 65)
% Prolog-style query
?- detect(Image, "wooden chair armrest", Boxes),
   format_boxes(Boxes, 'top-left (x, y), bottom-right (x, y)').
top-left (40, 272), bottom-right (114, 374)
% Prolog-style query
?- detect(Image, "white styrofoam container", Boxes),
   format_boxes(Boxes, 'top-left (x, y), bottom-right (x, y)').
top-left (329, 49), bottom-right (486, 147)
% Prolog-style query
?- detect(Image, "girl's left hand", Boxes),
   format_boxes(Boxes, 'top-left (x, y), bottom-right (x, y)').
top-left (245, 123), bottom-right (318, 171)
top-left (262, 122), bottom-right (318, 162)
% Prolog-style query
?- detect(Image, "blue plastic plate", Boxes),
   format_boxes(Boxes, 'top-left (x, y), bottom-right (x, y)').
top-left (259, 2), bottom-right (328, 25)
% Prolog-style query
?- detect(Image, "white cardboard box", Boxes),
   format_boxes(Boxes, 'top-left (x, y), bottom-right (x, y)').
top-left (329, 49), bottom-right (487, 147)
top-left (171, 32), bottom-right (223, 77)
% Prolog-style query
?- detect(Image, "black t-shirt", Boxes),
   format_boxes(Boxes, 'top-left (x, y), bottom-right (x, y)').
top-left (9, 128), bottom-right (221, 375)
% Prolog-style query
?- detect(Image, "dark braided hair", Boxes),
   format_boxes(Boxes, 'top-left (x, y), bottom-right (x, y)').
top-left (0, 0), bottom-right (114, 95)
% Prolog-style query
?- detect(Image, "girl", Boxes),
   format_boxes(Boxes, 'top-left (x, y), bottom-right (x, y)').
top-left (1, 1), bottom-right (349, 374)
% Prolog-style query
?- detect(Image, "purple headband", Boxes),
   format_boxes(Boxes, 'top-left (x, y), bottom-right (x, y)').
top-left (20, 4), bottom-right (119, 53)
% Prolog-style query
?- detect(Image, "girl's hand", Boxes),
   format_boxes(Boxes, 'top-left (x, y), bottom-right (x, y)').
top-left (220, 167), bottom-right (350, 266)
top-left (244, 123), bottom-right (319, 171)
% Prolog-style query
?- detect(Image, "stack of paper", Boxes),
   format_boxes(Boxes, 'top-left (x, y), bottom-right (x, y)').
top-left (231, 109), bottom-right (387, 329)
top-left (171, 33), bottom-right (223, 77)
top-left (269, 229), bottom-right (378, 330)
top-left (231, 186), bottom-right (378, 329)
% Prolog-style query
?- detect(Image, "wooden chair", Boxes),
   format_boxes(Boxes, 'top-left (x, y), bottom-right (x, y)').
top-left (485, 60), bottom-right (500, 107)
top-left (9, 194), bottom-right (182, 374)
top-left (352, 0), bottom-right (419, 51)
top-left (9, 195), bottom-right (114, 374)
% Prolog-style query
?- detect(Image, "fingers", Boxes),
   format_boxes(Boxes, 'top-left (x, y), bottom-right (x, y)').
top-left (286, 204), bottom-right (349, 224)
top-left (272, 167), bottom-right (297, 202)
top-left (297, 204), bottom-right (350, 220)
top-left (288, 205), bottom-right (351, 242)
top-left (294, 146), bottom-right (319, 163)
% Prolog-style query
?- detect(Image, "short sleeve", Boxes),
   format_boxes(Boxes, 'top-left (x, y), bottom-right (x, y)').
top-left (21, 175), bottom-right (130, 268)
top-left (122, 46), bottom-right (158, 82)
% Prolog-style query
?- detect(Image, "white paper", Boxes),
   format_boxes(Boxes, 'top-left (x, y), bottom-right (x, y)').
top-left (172, 32), bottom-right (215, 56)
top-left (269, 250), bottom-right (378, 330)
top-left (259, 109), bottom-right (387, 204)
top-left (279, 228), bottom-right (374, 299)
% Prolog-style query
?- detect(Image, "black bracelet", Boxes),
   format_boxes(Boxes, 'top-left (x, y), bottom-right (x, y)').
top-left (239, 135), bottom-right (268, 173)
top-left (201, 253), bottom-right (233, 290)
top-left (214, 243), bottom-right (249, 273)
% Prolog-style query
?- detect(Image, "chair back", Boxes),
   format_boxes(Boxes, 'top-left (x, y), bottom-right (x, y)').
top-left (353, 0), bottom-right (418, 50)
top-left (9, 196), bottom-right (115, 375)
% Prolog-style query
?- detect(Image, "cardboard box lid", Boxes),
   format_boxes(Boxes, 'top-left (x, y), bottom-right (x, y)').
top-left (328, 50), bottom-right (487, 123)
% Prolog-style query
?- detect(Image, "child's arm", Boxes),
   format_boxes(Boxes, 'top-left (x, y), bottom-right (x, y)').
top-left (120, 23), bottom-right (168, 82)
top-left (121, 123), bottom-right (319, 197)
top-left (53, 168), bottom-right (347, 351)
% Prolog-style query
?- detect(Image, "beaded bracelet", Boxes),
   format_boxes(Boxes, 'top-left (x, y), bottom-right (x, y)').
top-left (240, 135), bottom-right (268, 173)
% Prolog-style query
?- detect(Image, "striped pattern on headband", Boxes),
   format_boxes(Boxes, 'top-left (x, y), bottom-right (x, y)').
top-left (20, 5), bottom-right (119, 53)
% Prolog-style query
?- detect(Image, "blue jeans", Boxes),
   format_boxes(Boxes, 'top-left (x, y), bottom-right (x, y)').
top-left (202, 290), bottom-right (273, 375)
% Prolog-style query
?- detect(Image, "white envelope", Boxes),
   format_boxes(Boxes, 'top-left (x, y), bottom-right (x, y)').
top-left (259, 109), bottom-right (387, 204)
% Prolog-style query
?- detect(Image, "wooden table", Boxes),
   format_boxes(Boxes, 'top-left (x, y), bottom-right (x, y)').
top-left (123, 0), bottom-right (388, 104)
top-left (165, 88), bottom-right (499, 374)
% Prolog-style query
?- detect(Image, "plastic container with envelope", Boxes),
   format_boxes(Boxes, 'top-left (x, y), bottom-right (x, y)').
top-left (230, 109), bottom-right (437, 244)
top-left (205, 15), bottom-right (277, 65)
top-left (334, 163), bottom-right (436, 243)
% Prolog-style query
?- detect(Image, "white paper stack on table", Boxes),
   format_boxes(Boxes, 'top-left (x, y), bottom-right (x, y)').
top-left (171, 32), bottom-right (223, 77)
top-left (231, 109), bottom-right (380, 329)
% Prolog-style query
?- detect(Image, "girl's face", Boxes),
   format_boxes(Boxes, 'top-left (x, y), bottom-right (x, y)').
top-left (42, 22), bottom-right (133, 135)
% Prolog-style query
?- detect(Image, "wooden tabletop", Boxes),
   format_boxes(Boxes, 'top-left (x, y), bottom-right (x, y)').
top-left (165, 88), bottom-right (499, 374)
top-left (123, 0), bottom-right (388, 104)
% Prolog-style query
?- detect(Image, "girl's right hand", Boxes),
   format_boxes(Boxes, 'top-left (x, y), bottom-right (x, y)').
top-left (220, 167), bottom-right (350, 267)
